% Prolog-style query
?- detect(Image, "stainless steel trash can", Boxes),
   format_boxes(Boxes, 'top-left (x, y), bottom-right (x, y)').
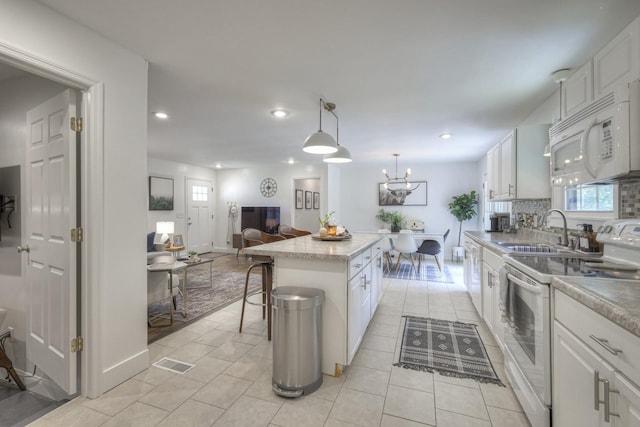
top-left (271, 286), bottom-right (325, 398)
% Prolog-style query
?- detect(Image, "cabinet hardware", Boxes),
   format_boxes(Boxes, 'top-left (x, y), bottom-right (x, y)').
top-left (508, 184), bottom-right (514, 196)
top-left (594, 370), bottom-right (600, 410)
top-left (17, 245), bottom-right (30, 253)
top-left (602, 379), bottom-right (620, 422)
top-left (354, 263), bottom-right (362, 269)
top-left (589, 335), bottom-right (623, 355)
top-left (361, 274), bottom-right (367, 289)
top-left (365, 256), bottom-right (371, 260)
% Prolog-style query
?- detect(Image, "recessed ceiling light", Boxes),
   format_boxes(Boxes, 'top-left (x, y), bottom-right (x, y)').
top-left (440, 133), bottom-right (452, 140)
top-left (153, 112), bottom-right (169, 119)
top-left (215, 163), bottom-right (222, 169)
top-left (271, 109), bottom-right (289, 118)
top-left (287, 159), bottom-right (294, 164)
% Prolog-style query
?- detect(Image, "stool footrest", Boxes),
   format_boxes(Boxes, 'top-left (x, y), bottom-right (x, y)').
top-left (245, 290), bottom-right (268, 307)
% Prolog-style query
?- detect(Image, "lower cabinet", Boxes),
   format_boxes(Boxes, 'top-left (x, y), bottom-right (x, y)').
top-left (553, 290), bottom-right (640, 426)
top-left (347, 262), bottom-right (371, 363)
top-left (482, 248), bottom-right (505, 351)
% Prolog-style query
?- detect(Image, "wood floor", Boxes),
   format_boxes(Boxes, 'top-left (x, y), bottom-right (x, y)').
top-left (147, 251), bottom-right (258, 343)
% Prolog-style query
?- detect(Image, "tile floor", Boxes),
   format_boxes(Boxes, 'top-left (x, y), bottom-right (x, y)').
top-left (28, 264), bottom-right (531, 426)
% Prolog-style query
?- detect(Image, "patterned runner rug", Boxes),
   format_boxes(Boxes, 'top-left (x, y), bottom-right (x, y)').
top-left (394, 316), bottom-right (504, 386)
top-left (384, 262), bottom-right (454, 282)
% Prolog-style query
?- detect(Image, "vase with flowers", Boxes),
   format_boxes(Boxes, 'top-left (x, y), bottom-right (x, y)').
top-left (318, 211), bottom-right (336, 236)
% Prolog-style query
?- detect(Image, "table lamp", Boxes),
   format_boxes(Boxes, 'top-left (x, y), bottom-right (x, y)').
top-left (156, 221), bottom-right (174, 247)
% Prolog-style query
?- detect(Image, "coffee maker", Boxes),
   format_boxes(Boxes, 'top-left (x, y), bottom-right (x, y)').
top-left (489, 213), bottom-right (510, 232)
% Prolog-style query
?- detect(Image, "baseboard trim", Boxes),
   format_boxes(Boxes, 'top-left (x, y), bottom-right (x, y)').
top-left (100, 348), bottom-right (149, 394)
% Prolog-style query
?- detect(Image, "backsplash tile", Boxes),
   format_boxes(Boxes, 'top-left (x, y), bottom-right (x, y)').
top-left (620, 181), bottom-right (640, 219)
top-left (512, 199), bottom-right (551, 229)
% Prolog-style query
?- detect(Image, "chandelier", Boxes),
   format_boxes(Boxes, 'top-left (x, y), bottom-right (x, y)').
top-left (382, 154), bottom-right (419, 191)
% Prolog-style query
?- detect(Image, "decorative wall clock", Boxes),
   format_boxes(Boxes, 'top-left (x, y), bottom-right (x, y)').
top-left (260, 178), bottom-right (277, 197)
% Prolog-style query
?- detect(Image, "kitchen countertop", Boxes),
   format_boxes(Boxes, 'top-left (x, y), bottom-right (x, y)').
top-left (552, 276), bottom-right (640, 338)
top-left (241, 233), bottom-right (382, 261)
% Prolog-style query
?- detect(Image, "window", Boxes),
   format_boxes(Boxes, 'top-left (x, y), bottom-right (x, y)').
top-left (192, 185), bottom-right (208, 202)
top-left (564, 184), bottom-right (614, 212)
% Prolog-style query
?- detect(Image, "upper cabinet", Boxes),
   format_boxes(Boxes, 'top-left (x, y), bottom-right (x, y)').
top-left (487, 124), bottom-right (550, 201)
top-left (594, 17), bottom-right (640, 99)
top-left (562, 61), bottom-right (593, 119)
top-left (562, 16), bottom-right (640, 122)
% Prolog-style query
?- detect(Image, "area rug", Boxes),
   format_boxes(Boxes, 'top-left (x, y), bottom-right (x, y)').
top-left (394, 316), bottom-right (504, 386)
top-left (384, 263), bottom-right (454, 283)
top-left (148, 267), bottom-right (262, 324)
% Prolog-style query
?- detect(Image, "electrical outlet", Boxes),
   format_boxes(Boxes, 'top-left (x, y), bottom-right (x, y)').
top-left (7, 327), bottom-right (13, 342)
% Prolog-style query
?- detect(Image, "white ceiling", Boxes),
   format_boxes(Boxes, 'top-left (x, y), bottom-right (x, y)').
top-left (29, 0), bottom-right (640, 169)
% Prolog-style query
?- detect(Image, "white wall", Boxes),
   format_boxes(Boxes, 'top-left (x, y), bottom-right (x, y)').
top-left (214, 164), bottom-right (328, 251)
top-left (1, 0), bottom-right (149, 396)
top-left (147, 157), bottom-right (217, 245)
top-left (293, 178), bottom-right (321, 232)
top-left (339, 162), bottom-right (479, 253)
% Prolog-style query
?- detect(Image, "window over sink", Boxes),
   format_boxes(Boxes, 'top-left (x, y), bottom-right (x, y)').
top-left (565, 183), bottom-right (614, 212)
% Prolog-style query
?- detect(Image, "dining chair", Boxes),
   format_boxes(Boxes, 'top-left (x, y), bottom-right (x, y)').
top-left (278, 224), bottom-right (312, 239)
top-left (417, 229), bottom-right (450, 272)
top-left (394, 230), bottom-right (418, 273)
top-left (377, 229), bottom-right (394, 272)
top-left (238, 228), bottom-right (286, 340)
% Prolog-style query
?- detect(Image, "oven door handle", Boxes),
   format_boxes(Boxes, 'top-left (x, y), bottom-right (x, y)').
top-left (506, 273), bottom-right (543, 294)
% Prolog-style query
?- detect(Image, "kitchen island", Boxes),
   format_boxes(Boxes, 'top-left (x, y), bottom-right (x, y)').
top-left (242, 233), bottom-right (384, 376)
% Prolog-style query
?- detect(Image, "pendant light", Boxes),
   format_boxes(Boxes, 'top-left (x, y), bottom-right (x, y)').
top-left (320, 101), bottom-right (352, 163)
top-left (303, 99), bottom-right (339, 154)
top-left (382, 154), bottom-right (419, 190)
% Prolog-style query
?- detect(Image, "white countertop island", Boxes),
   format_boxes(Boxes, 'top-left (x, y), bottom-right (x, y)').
top-left (243, 233), bottom-right (384, 376)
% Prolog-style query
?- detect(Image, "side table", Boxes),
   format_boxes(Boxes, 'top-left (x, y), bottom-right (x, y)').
top-left (147, 260), bottom-right (187, 326)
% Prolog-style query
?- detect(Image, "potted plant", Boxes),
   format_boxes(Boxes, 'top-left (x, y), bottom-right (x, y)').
top-left (448, 191), bottom-right (478, 260)
top-left (318, 211), bottom-right (336, 236)
top-left (188, 250), bottom-right (199, 262)
top-left (376, 209), bottom-right (405, 232)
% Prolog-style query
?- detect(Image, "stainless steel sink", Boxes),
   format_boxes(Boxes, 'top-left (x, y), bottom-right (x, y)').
top-left (494, 242), bottom-right (568, 254)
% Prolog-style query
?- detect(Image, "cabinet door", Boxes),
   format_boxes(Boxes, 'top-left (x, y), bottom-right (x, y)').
top-left (481, 262), bottom-right (495, 334)
top-left (593, 18), bottom-right (640, 100)
top-left (487, 145), bottom-right (499, 200)
top-left (370, 254), bottom-right (383, 316)
top-left (553, 321), bottom-right (614, 427)
top-left (499, 131), bottom-right (515, 199)
top-left (614, 373), bottom-right (640, 427)
top-left (563, 61), bottom-right (594, 118)
top-left (348, 263), bottom-right (372, 364)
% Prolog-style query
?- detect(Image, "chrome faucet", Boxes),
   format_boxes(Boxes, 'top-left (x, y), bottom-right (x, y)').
top-left (543, 209), bottom-right (569, 246)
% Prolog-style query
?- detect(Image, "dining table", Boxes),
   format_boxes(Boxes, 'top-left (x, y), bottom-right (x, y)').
top-left (374, 230), bottom-right (446, 269)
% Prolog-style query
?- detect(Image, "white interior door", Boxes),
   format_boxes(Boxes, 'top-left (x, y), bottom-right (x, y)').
top-left (25, 89), bottom-right (78, 394)
top-left (186, 179), bottom-right (213, 254)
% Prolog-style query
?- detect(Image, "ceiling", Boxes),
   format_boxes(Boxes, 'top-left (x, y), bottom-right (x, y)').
top-left (22, 0), bottom-right (640, 169)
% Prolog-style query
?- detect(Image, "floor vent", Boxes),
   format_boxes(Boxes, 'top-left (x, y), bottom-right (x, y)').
top-left (152, 357), bottom-right (195, 374)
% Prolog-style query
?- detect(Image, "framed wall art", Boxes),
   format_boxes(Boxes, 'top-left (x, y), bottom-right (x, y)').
top-left (305, 191), bottom-right (312, 209)
top-left (313, 192), bottom-right (320, 209)
top-left (295, 189), bottom-right (303, 209)
top-left (171, 234), bottom-right (184, 248)
top-left (149, 176), bottom-right (174, 210)
top-left (378, 181), bottom-right (428, 206)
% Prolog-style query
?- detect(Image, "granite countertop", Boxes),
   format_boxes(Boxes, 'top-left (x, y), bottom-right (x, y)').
top-left (552, 276), bottom-right (640, 337)
top-left (241, 233), bottom-right (382, 261)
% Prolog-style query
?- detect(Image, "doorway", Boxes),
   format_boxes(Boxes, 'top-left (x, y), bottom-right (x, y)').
top-left (0, 62), bottom-right (82, 411)
top-left (186, 178), bottom-right (213, 254)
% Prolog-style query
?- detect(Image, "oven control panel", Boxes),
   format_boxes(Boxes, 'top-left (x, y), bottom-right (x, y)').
top-left (597, 220), bottom-right (640, 247)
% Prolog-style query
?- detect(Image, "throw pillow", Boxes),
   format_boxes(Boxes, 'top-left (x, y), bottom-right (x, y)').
top-left (147, 232), bottom-right (156, 252)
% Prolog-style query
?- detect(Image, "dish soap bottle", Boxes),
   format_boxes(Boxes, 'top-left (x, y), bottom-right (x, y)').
top-left (578, 224), bottom-right (600, 252)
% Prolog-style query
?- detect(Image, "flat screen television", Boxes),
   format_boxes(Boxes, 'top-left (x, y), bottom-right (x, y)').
top-left (241, 206), bottom-right (280, 234)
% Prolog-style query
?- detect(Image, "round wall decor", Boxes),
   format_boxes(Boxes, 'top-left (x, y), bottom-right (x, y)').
top-left (260, 178), bottom-right (277, 197)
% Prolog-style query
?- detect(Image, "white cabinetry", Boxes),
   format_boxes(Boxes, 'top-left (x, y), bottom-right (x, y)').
top-left (594, 17), bottom-right (640, 99)
top-left (553, 290), bottom-right (640, 426)
top-left (563, 61), bottom-right (594, 119)
top-left (347, 243), bottom-right (383, 365)
top-left (487, 124), bottom-right (550, 201)
top-left (463, 236), bottom-right (482, 314)
top-left (482, 248), bottom-right (505, 351)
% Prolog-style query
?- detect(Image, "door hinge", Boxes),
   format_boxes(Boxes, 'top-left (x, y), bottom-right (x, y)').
top-left (70, 117), bottom-right (83, 132)
top-left (71, 227), bottom-right (84, 242)
top-left (71, 337), bottom-right (84, 352)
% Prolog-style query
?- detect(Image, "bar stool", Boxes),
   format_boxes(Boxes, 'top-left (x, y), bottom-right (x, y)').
top-left (238, 228), bottom-right (285, 340)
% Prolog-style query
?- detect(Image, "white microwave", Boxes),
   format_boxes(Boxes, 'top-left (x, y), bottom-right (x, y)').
top-left (549, 80), bottom-right (640, 186)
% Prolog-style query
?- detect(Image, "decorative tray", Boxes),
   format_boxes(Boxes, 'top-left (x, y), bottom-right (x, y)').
top-left (311, 233), bottom-right (352, 241)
